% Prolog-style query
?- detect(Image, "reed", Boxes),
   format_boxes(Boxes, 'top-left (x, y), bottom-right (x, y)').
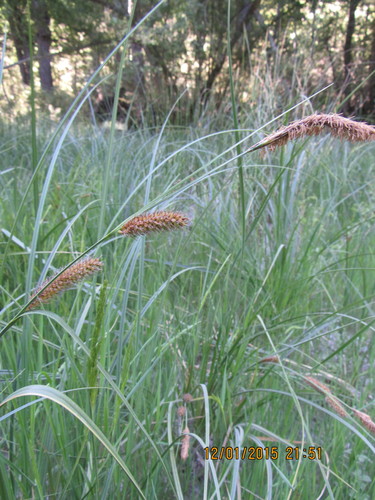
top-left (2, 95), bottom-right (373, 497)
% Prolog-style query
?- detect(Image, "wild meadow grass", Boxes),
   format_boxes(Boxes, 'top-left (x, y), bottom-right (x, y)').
top-left (1, 106), bottom-right (374, 499)
top-left (1, 19), bottom-right (375, 500)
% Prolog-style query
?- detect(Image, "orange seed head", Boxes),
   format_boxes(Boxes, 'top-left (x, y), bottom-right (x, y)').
top-left (119, 211), bottom-right (190, 237)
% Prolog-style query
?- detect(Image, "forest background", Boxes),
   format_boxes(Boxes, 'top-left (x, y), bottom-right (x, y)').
top-left (1, 0), bottom-right (375, 123)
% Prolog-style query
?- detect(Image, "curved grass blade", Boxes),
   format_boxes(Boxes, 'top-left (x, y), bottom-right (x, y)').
top-left (0, 385), bottom-right (146, 499)
top-left (11, 310), bottom-right (177, 495)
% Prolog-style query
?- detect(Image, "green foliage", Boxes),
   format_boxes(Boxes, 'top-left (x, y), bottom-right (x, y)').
top-left (1, 102), bottom-right (374, 497)
top-left (87, 280), bottom-right (107, 410)
top-left (1, 0), bottom-right (375, 119)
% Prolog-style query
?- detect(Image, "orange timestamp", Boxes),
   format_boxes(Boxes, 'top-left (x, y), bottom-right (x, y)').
top-left (204, 446), bottom-right (322, 461)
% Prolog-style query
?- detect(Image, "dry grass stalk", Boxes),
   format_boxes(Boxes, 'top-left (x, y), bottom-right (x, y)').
top-left (119, 211), bottom-right (190, 237)
top-left (181, 426), bottom-right (190, 461)
top-left (258, 113), bottom-right (375, 153)
top-left (28, 258), bottom-right (103, 310)
top-left (353, 409), bottom-right (375, 435)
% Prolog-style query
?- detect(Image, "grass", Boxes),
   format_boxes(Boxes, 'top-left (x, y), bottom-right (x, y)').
top-left (1, 109), bottom-right (374, 499)
top-left (1, 19), bottom-right (375, 500)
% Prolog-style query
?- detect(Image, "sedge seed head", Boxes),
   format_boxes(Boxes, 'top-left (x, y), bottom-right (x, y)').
top-left (27, 257), bottom-right (103, 310)
top-left (177, 406), bottom-right (186, 417)
top-left (304, 376), bottom-right (331, 394)
top-left (258, 113), bottom-right (375, 154)
top-left (353, 409), bottom-right (375, 435)
top-left (119, 211), bottom-right (190, 237)
top-left (180, 426), bottom-right (190, 461)
top-left (261, 356), bottom-right (280, 364)
top-left (182, 393), bottom-right (194, 403)
top-left (325, 395), bottom-right (348, 418)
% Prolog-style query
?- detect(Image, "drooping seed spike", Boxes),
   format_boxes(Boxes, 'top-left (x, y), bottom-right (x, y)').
top-left (304, 376), bottom-right (348, 417)
top-left (324, 395), bottom-right (348, 418)
top-left (27, 257), bottom-right (104, 310)
top-left (177, 406), bottom-right (186, 417)
top-left (261, 356), bottom-right (280, 364)
top-left (353, 409), bottom-right (375, 435)
top-left (180, 426), bottom-right (190, 461)
top-left (182, 393), bottom-right (193, 403)
top-left (119, 211), bottom-right (190, 237)
top-left (258, 113), bottom-right (375, 153)
top-left (304, 376), bottom-right (332, 394)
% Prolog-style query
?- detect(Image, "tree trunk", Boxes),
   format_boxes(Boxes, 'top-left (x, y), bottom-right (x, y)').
top-left (367, 16), bottom-right (375, 116)
top-left (200, 0), bottom-right (262, 107)
top-left (11, 36), bottom-right (30, 86)
top-left (7, 2), bottom-right (30, 85)
top-left (342, 0), bottom-right (361, 111)
top-left (32, 0), bottom-right (53, 91)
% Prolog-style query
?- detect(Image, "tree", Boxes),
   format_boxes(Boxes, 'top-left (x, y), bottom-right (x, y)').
top-left (2, 0), bottom-right (30, 85)
top-left (1, 0), bottom-right (108, 90)
top-left (342, 0), bottom-right (361, 111)
top-left (1, 0), bottom-right (374, 118)
top-left (32, 0), bottom-right (53, 90)
top-left (193, 0), bottom-right (263, 107)
top-left (368, 15), bottom-right (375, 115)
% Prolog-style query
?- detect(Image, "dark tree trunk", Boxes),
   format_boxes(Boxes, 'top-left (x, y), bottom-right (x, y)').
top-left (200, 0), bottom-right (262, 107)
top-left (342, 0), bottom-right (361, 110)
top-left (367, 16), bottom-right (375, 116)
top-left (12, 37), bottom-right (30, 86)
top-left (144, 44), bottom-right (178, 97)
top-left (32, 0), bottom-right (53, 91)
top-left (7, 2), bottom-right (30, 85)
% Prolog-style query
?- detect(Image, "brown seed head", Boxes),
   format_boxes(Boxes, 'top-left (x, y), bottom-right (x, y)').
top-left (324, 395), bottom-right (348, 418)
top-left (261, 356), bottom-right (280, 364)
top-left (258, 113), bottom-right (375, 153)
top-left (119, 211), bottom-right (190, 237)
top-left (177, 406), bottom-right (186, 417)
top-left (353, 409), bottom-right (375, 435)
top-left (28, 257), bottom-right (104, 310)
top-left (182, 393), bottom-right (194, 403)
top-left (305, 376), bottom-right (348, 417)
top-left (181, 426), bottom-right (190, 461)
top-left (304, 376), bottom-right (331, 394)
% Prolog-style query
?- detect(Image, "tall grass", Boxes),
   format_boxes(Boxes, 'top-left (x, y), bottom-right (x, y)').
top-left (1, 12), bottom-right (375, 500)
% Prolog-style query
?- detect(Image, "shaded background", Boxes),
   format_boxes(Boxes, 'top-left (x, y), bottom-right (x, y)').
top-left (1, 0), bottom-right (374, 123)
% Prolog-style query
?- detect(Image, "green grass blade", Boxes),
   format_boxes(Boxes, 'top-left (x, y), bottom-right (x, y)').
top-left (0, 385), bottom-right (146, 499)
